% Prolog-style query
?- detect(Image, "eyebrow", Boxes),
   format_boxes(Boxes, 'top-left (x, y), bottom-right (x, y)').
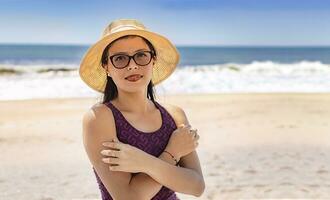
top-left (111, 48), bottom-right (149, 55)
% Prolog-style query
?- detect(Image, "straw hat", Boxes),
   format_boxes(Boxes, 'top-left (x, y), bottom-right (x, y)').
top-left (79, 19), bottom-right (180, 93)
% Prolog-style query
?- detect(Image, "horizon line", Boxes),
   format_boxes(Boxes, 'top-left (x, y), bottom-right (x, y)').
top-left (1, 42), bottom-right (330, 48)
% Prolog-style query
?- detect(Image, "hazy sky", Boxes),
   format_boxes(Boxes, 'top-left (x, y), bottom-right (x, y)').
top-left (1, 0), bottom-right (330, 46)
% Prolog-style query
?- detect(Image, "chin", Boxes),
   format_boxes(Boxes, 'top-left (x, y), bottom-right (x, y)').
top-left (120, 82), bottom-right (148, 93)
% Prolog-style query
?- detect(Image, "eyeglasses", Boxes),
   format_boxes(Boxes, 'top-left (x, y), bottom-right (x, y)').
top-left (108, 50), bottom-right (154, 69)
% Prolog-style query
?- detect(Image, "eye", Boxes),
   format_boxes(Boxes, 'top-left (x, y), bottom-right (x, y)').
top-left (114, 55), bottom-right (126, 61)
top-left (136, 52), bottom-right (147, 58)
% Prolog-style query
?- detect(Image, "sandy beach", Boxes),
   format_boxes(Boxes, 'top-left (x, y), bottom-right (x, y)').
top-left (1, 93), bottom-right (330, 199)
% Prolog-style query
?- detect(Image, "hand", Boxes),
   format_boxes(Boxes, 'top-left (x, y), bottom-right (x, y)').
top-left (100, 138), bottom-right (152, 173)
top-left (165, 124), bottom-right (200, 161)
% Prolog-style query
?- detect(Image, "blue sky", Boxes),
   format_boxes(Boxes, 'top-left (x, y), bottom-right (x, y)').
top-left (1, 0), bottom-right (330, 46)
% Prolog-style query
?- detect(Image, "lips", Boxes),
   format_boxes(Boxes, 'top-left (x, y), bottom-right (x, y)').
top-left (125, 74), bottom-right (143, 81)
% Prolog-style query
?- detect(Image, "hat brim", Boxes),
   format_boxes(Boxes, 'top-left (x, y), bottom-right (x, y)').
top-left (79, 29), bottom-right (180, 93)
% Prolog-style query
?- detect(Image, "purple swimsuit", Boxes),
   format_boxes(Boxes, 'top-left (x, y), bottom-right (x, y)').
top-left (92, 100), bottom-right (180, 200)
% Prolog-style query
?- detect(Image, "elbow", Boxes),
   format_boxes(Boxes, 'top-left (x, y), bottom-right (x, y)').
top-left (193, 179), bottom-right (205, 197)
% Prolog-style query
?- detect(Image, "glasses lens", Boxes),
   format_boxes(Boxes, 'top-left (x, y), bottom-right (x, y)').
top-left (134, 51), bottom-right (152, 66)
top-left (112, 54), bottom-right (129, 68)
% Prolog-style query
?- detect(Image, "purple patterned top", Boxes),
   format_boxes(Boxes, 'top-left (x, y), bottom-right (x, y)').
top-left (92, 100), bottom-right (180, 200)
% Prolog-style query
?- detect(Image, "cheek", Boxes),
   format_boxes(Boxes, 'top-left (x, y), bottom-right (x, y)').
top-left (143, 69), bottom-right (153, 81)
top-left (109, 70), bottom-right (126, 84)
top-left (109, 66), bottom-right (123, 77)
top-left (145, 64), bottom-right (154, 76)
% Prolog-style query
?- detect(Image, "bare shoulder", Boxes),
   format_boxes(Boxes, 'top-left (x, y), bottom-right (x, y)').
top-left (82, 103), bottom-right (114, 126)
top-left (82, 101), bottom-right (117, 150)
top-left (82, 102), bottom-right (117, 162)
top-left (82, 103), bottom-right (134, 199)
top-left (160, 103), bottom-right (190, 126)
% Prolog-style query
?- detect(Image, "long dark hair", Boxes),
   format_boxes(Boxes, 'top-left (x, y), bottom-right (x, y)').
top-left (100, 35), bottom-right (157, 104)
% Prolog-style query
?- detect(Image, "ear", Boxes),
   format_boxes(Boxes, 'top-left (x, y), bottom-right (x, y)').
top-left (102, 64), bottom-right (111, 77)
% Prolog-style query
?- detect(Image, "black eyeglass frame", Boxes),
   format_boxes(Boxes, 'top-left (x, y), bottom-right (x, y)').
top-left (108, 50), bottom-right (155, 69)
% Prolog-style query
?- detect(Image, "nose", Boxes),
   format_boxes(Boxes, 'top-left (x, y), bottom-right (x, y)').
top-left (127, 58), bottom-right (138, 70)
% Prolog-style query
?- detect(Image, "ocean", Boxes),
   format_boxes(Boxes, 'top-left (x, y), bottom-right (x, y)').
top-left (1, 44), bottom-right (330, 100)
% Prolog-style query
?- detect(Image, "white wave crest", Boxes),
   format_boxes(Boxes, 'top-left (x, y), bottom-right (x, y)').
top-left (1, 61), bottom-right (330, 100)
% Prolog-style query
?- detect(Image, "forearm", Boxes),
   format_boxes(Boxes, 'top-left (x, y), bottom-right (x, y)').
top-left (128, 151), bottom-right (177, 199)
top-left (145, 155), bottom-right (204, 196)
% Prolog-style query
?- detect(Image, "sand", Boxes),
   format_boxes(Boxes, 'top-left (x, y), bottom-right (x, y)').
top-left (1, 93), bottom-right (330, 199)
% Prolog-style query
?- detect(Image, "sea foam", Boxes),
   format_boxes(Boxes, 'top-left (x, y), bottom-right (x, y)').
top-left (1, 61), bottom-right (330, 100)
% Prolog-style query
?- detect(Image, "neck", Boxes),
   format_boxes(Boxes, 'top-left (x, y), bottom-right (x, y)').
top-left (114, 89), bottom-right (153, 114)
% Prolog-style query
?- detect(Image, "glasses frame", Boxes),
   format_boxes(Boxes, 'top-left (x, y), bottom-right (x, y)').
top-left (108, 50), bottom-right (154, 69)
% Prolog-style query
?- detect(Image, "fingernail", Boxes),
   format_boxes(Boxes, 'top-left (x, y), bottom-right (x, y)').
top-left (102, 158), bottom-right (108, 163)
top-left (102, 142), bottom-right (109, 146)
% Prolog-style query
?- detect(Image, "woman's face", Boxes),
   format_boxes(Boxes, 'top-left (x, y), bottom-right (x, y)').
top-left (105, 36), bottom-right (154, 93)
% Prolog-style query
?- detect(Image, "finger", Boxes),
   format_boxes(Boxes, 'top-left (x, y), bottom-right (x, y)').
top-left (185, 124), bottom-right (192, 129)
top-left (109, 165), bottom-right (120, 171)
top-left (189, 130), bottom-right (197, 137)
top-left (180, 124), bottom-right (191, 129)
top-left (178, 124), bottom-right (185, 128)
top-left (102, 157), bottom-right (120, 164)
top-left (195, 141), bottom-right (199, 147)
top-left (100, 149), bottom-right (112, 156)
top-left (189, 129), bottom-right (197, 133)
top-left (102, 141), bottom-right (121, 150)
top-left (100, 149), bottom-right (120, 157)
top-left (191, 128), bottom-right (198, 132)
top-left (193, 134), bottom-right (199, 141)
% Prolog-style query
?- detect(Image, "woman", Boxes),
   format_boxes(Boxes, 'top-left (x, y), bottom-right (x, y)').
top-left (80, 19), bottom-right (205, 200)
